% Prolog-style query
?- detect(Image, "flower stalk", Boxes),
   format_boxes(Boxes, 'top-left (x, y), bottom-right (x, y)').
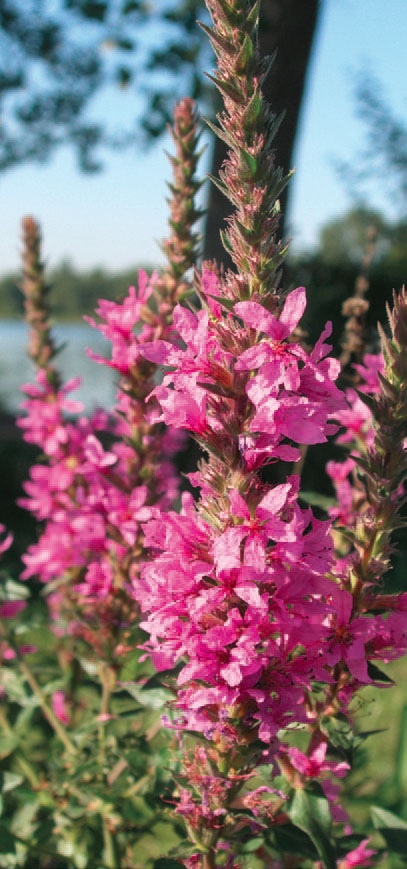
top-left (201, 0), bottom-right (291, 303)
top-left (156, 97), bottom-right (204, 311)
top-left (21, 215), bottom-right (61, 388)
top-left (351, 287), bottom-right (407, 593)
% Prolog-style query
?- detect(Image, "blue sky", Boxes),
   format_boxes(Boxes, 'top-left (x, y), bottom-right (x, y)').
top-left (1, 0), bottom-right (406, 274)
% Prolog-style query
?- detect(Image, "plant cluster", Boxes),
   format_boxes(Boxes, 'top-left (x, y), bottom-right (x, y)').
top-left (0, 3), bottom-right (407, 868)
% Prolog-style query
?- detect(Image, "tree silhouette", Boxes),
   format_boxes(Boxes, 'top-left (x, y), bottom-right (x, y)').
top-left (0, 0), bottom-right (321, 257)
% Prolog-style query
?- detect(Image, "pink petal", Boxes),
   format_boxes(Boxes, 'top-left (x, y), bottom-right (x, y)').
top-left (234, 301), bottom-right (280, 336)
top-left (0, 600), bottom-right (26, 618)
top-left (212, 527), bottom-right (246, 572)
top-left (279, 286), bottom-right (307, 333)
top-left (220, 661), bottom-right (242, 686)
top-left (229, 489), bottom-right (250, 519)
top-left (244, 535), bottom-right (266, 571)
top-left (235, 343), bottom-right (273, 371)
top-left (257, 483), bottom-right (291, 517)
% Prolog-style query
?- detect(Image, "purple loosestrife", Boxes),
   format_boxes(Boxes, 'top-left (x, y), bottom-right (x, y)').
top-left (136, 4), bottom-right (407, 866)
top-left (134, 2), bottom-right (351, 865)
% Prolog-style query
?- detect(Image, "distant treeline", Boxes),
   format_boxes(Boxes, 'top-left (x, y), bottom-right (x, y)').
top-left (1, 207), bottom-right (407, 328)
top-left (0, 261), bottom-right (157, 320)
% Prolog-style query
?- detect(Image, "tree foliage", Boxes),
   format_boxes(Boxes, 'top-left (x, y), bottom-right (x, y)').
top-left (0, 260), bottom-right (147, 317)
top-left (338, 73), bottom-right (407, 215)
top-left (0, 0), bottom-right (209, 172)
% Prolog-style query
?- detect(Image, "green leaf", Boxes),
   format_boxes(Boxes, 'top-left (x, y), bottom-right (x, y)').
top-left (355, 388), bottom-right (377, 415)
top-left (239, 147), bottom-right (258, 178)
top-left (120, 684), bottom-right (172, 709)
top-left (0, 733), bottom-right (18, 759)
top-left (215, 0), bottom-right (241, 27)
top-left (372, 806), bottom-right (407, 829)
top-left (394, 703), bottom-right (407, 802)
top-left (198, 22), bottom-right (236, 58)
top-left (235, 33), bottom-right (254, 75)
top-left (220, 230), bottom-right (235, 254)
top-left (0, 824), bottom-right (15, 853)
top-left (154, 860), bottom-right (184, 869)
top-left (203, 116), bottom-right (234, 149)
top-left (242, 91), bottom-right (263, 131)
top-left (0, 772), bottom-right (23, 793)
top-left (288, 784), bottom-right (337, 869)
top-left (241, 836), bottom-right (264, 853)
top-left (205, 293), bottom-right (236, 313)
top-left (274, 824), bottom-right (318, 859)
top-left (367, 662), bottom-right (395, 683)
top-left (206, 73), bottom-right (245, 105)
top-left (246, 0), bottom-right (261, 31)
top-left (0, 668), bottom-right (28, 704)
top-left (206, 173), bottom-right (231, 201)
top-left (1, 579), bottom-right (30, 600)
top-left (372, 806), bottom-right (407, 854)
top-left (299, 491), bottom-right (336, 510)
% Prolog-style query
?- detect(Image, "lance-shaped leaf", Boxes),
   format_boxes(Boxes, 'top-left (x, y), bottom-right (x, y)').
top-left (288, 783), bottom-right (337, 869)
top-left (372, 806), bottom-right (407, 854)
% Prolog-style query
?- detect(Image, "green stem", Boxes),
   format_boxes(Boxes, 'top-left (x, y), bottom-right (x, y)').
top-left (102, 817), bottom-right (120, 869)
top-left (98, 663), bottom-right (115, 761)
top-left (0, 622), bottom-right (76, 754)
top-left (203, 852), bottom-right (217, 869)
top-left (20, 656), bottom-right (76, 753)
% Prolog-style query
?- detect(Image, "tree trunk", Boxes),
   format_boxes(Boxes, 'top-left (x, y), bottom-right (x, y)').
top-left (203, 0), bottom-right (321, 265)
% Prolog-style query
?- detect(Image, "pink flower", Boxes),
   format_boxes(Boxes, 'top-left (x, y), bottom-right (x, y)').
top-left (353, 354), bottom-right (384, 393)
top-left (82, 435), bottom-right (117, 471)
top-left (0, 524), bottom-right (13, 554)
top-left (52, 691), bottom-right (71, 725)
top-left (338, 838), bottom-right (377, 867)
top-left (324, 590), bottom-right (375, 682)
top-left (75, 561), bottom-right (113, 600)
top-left (0, 600), bottom-right (26, 618)
top-left (212, 483), bottom-right (296, 572)
top-left (235, 286), bottom-right (307, 345)
top-left (287, 737), bottom-right (349, 780)
top-left (85, 272), bottom-right (155, 375)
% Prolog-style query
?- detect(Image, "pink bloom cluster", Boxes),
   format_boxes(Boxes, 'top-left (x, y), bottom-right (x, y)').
top-left (142, 280), bottom-right (342, 466)
top-left (18, 272), bottom-right (181, 624)
top-left (327, 354), bottom-right (384, 530)
top-left (136, 273), bottom-right (407, 773)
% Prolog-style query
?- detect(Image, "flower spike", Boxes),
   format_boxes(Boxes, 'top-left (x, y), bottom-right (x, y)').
top-left (202, 0), bottom-right (292, 304)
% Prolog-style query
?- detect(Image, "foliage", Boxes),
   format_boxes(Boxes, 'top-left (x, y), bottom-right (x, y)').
top-left (0, 0), bottom-right (210, 172)
top-left (338, 72), bottom-right (407, 215)
top-left (0, 261), bottom-right (154, 319)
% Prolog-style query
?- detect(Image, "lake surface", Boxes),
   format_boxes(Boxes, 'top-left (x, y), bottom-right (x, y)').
top-left (0, 320), bottom-right (117, 412)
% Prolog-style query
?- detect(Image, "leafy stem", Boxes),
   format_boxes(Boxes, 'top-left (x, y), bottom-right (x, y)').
top-left (0, 621), bottom-right (76, 754)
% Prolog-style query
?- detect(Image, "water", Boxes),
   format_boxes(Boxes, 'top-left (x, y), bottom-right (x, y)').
top-left (0, 320), bottom-right (117, 413)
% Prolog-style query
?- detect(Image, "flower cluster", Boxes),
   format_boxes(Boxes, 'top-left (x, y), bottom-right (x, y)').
top-left (136, 268), bottom-right (407, 862)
